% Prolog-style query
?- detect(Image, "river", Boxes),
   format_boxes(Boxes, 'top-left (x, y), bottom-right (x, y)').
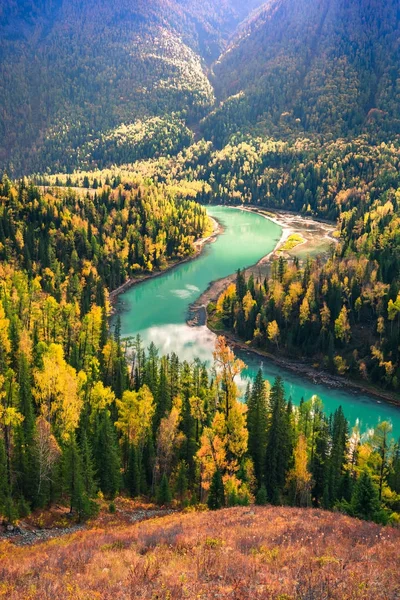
top-left (117, 206), bottom-right (400, 436)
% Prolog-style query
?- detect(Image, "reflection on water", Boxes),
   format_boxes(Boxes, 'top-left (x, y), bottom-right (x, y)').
top-left (133, 324), bottom-right (217, 365)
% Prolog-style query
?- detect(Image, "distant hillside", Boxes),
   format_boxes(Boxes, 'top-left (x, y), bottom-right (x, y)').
top-left (204, 0), bottom-right (400, 146)
top-left (1, 505), bottom-right (399, 599)
top-left (0, 0), bottom-right (263, 175)
top-left (2, 0), bottom-right (400, 175)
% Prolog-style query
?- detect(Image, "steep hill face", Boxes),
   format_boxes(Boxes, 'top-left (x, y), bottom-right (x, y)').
top-left (0, 0), bottom-right (263, 175)
top-left (2, 0), bottom-right (400, 175)
top-left (204, 0), bottom-right (400, 146)
top-left (1, 506), bottom-right (399, 599)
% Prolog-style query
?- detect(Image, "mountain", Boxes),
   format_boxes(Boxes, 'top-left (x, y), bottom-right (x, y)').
top-left (203, 0), bottom-right (400, 146)
top-left (2, 0), bottom-right (400, 175)
top-left (0, 0), bottom-right (263, 175)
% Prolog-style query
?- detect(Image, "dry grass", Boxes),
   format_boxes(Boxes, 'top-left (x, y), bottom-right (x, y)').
top-left (0, 506), bottom-right (399, 599)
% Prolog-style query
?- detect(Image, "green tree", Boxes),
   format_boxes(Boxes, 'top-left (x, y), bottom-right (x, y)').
top-left (93, 411), bottom-right (121, 498)
top-left (265, 377), bottom-right (292, 504)
top-left (63, 437), bottom-right (94, 521)
top-left (157, 473), bottom-right (172, 505)
top-left (126, 444), bottom-right (140, 498)
top-left (208, 469), bottom-right (225, 510)
top-left (247, 369), bottom-right (269, 487)
top-left (350, 470), bottom-right (384, 523)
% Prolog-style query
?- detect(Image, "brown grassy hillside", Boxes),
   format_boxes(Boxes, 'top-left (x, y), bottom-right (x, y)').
top-left (1, 505), bottom-right (399, 599)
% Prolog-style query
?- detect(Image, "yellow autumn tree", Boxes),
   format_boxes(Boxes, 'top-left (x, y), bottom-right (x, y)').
top-left (213, 336), bottom-right (245, 416)
top-left (267, 320), bottom-right (280, 349)
top-left (88, 381), bottom-right (116, 420)
top-left (0, 301), bottom-right (11, 356)
top-left (242, 290), bottom-right (256, 320)
top-left (216, 283), bottom-right (236, 314)
top-left (116, 385), bottom-right (155, 448)
top-left (156, 396), bottom-right (185, 478)
top-left (33, 344), bottom-right (84, 441)
top-left (335, 306), bottom-right (351, 343)
top-left (287, 434), bottom-right (312, 507)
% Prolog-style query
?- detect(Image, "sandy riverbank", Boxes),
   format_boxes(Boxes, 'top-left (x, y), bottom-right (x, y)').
top-left (188, 206), bottom-right (336, 322)
top-left (108, 216), bottom-right (222, 307)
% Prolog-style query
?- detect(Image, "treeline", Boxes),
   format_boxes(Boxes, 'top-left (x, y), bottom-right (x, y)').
top-left (57, 136), bottom-right (400, 222)
top-left (211, 182), bottom-right (400, 390)
top-left (0, 176), bottom-right (211, 302)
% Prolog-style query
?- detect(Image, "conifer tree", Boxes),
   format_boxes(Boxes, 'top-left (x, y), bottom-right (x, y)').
top-left (79, 431), bottom-right (97, 498)
top-left (0, 436), bottom-right (14, 520)
top-left (247, 369), bottom-right (268, 487)
top-left (255, 484), bottom-right (268, 505)
top-left (93, 411), bottom-right (121, 498)
top-left (326, 407), bottom-right (348, 506)
top-left (175, 460), bottom-right (189, 505)
top-left (310, 417), bottom-right (329, 506)
top-left (350, 470), bottom-right (383, 523)
top-left (208, 468), bottom-right (225, 510)
top-left (126, 444), bottom-right (140, 498)
top-left (13, 354), bottom-right (38, 504)
top-left (63, 437), bottom-right (93, 520)
top-left (265, 377), bottom-right (292, 504)
top-left (157, 473), bottom-right (172, 505)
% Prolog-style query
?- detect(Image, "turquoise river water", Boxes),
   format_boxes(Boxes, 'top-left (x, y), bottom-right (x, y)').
top-left (117, 206), bottom-right (400, 436)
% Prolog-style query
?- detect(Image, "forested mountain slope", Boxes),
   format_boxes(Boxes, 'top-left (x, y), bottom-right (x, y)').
top-left (0, 0), bottom-right (264, 176)
top-left (4, 0), bottom-right (400, 176)
top-left (205, 0), bottom-right (400, 146)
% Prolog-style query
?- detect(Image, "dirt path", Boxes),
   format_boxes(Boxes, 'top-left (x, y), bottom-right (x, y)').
top-left (1, 507), bottom-right (176, 547)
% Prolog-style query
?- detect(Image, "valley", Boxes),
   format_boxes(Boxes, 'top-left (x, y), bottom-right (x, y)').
top-left (115, 206), bottom-right (400, 434)
top-left (1, 1), bottom-right (400, 595)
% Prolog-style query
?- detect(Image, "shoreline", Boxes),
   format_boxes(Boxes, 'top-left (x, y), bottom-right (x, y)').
top-left (189, 205), bottom-right (336, 318)
top-left (207, 321), bottom-right (400, 408)
top-left (108, 216), bottom-right (222, 309)
top-left (188, 207), bottom-right (400, 408)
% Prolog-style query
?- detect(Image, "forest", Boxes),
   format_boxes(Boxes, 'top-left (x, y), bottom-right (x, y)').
top-left (44, 136), bottom-right (400, 221)
top-left (0, 177), bottom-right (400, 523)
top-left (0, 178), bottom-right (399, 527)
top-left (2, 0), bottom-right (400, 177)
top-left (0, 176), bottom-right (211, 297)
top-left (1, 0), bottom-right (400, 542)
top-left (209, 171), bottom-right (400, 391)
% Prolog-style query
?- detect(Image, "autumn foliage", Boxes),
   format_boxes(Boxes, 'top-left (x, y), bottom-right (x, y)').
top-left (1, 506), bottom-right (399, 599)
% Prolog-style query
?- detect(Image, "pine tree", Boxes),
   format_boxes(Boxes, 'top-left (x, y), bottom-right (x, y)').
top-left (63, 437), bottom-right (92, 520)
top-left (93, 412), bottom-right (121, 498)
top-left (80, 432), bottom-right (97, 498)
top-left (13, 354), bottom-right (37, 506)
top-left (255, 484), bottom-right (268, 505)
top-left (0, 436), bottom-right (13, 520)
top-left (207, 469), bottom-right (225, 510)
top-left (126, 444), bottom-right (140, 498)
top-left (265, 377), bottom-right (292, 504)
top-left (157, 473), bottom-right (172, 505)
top-left (175, 461), bottom-right (189, 505)
top-left (310, 417), bottom-right (329, 506)
top-left (350, 471), bottom-right (383, 523)
top-left (154, 357), bottom-right (171, 432)
top-left (326, 407), bottom-right (348, 506)
top-left (247, 369), bottom-right (268, 487)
